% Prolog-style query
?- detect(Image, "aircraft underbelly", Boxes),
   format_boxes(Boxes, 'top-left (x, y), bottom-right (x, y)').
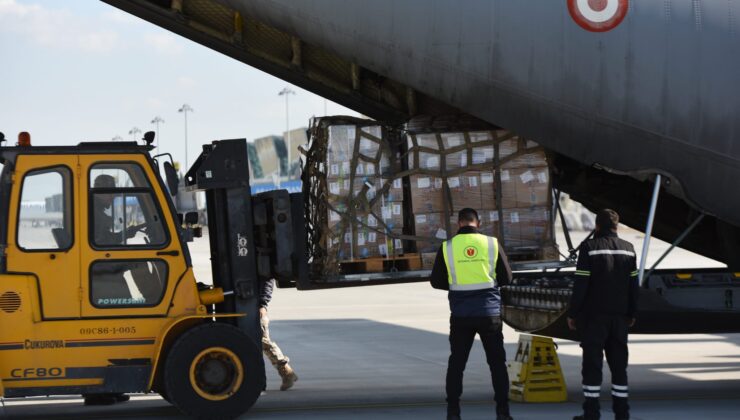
top-left (221, 0), bottom-right (740, 225)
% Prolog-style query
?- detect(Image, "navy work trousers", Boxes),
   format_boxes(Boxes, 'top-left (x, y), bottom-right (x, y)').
top-left (446, 315), bottom-right (510, 416)
top-left (579, 314), bottom-right (631, 419)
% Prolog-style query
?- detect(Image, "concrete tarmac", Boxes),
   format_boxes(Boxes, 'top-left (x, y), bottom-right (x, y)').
top-left (3, 230), bottom-right (739, 419)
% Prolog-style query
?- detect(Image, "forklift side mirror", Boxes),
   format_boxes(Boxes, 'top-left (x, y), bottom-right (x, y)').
top-left (164, 161), bottom-right (179, 196)
top-left (185, 211), bottom-right (199, 225)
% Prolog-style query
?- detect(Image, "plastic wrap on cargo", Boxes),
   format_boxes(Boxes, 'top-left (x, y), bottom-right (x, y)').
top-left (304, 116), bottom-right (408, 277)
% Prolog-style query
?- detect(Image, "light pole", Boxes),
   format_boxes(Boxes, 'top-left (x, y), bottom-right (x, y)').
top-left (128, 127), bottom-right (141, 142)
top-left (111, 135), bottom-right (123, 142)
top-left (278, 87), bottom-right (295, 177)
top-left (178, 104), bottom-right (194, 172)
top-left (151, 116), bottom-right (165, 156)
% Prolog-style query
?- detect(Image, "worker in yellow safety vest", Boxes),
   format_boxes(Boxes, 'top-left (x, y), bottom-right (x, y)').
top-left (431, 208), bottom-right (513, 420)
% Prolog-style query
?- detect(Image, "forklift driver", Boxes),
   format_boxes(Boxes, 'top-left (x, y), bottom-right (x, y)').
top-left (92, 174), bottom-right (136, 300)
top-left (85, 173), bottom-right (133, 405)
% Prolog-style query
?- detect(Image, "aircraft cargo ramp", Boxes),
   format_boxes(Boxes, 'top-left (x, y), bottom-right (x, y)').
top-left (101, 0), bottom-right (740, 269)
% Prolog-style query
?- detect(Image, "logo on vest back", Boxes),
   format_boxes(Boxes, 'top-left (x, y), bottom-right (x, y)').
top-left (464, 246), bottom-right (478, 258)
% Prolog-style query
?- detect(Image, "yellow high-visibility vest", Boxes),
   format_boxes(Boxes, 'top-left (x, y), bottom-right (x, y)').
top-left (442, 233), bottom-right (498, 291)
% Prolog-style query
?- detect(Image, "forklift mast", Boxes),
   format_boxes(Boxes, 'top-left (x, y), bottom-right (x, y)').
top-left (184, 139), bottom-right (306, 341)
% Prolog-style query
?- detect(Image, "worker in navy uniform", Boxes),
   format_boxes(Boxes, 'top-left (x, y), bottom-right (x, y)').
top-left (568, 209), bottom-right (639, 420)
top-left (430, 208), bottom-right (514, 420)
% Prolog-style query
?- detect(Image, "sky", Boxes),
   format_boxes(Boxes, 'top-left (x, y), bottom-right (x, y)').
top-left (0, 0), bottom-right (358, 167)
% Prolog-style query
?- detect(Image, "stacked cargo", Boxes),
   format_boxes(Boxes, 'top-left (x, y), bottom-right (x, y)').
top-left (305, 115), bottom-right (557, 278)
top-left (405, 124), bottom-right (555, 268)
top-left (497, 138), bottom-right (552, 252)
top-left (305, 116), bottom-right (409, 276)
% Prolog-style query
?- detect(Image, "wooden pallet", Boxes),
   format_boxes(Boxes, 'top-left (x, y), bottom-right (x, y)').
top-left (340, 253), bottom-right (422, 274)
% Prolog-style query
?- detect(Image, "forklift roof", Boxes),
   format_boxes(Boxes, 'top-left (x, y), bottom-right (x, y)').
top-left (0, 142), bottom-right (153, 162)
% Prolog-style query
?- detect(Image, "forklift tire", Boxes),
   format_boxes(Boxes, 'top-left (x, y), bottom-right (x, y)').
top-left (163, 323), bottom-right (265, 419)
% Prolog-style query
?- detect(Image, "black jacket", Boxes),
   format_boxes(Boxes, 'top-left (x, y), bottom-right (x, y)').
top-left (568, 231), bottom-right (639, 319)
top-left (430, 226), bottom-right (513, 317)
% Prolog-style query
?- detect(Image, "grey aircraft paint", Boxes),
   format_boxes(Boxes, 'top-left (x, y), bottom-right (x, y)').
top-left (216, 0), bottom-right (740, 227)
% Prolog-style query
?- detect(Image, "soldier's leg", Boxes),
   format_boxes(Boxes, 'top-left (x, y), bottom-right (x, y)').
top-left (260, 314), bottom-right (288, 367)
top-left (478, 316), bottom-right (510, 416)
top-left (605, 317), bottom-right (630, 419)
top-left (446, 316), bottom-right (477, 416)
top-left (260, 314), bottom-right (298, 390)
top-left (580, 317), bottom-right (609, 419)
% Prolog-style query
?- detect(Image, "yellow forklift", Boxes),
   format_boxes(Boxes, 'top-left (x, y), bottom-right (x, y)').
top-left (0, 132), bottom-right (305, 419)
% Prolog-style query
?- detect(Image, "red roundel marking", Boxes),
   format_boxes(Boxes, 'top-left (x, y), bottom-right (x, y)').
top-left (465, 246), bottom-right (478, 258)
top-left (568, 0), bottom-right (629, 32)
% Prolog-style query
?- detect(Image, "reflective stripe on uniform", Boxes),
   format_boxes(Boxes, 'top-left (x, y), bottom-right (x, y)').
top-left (574, 270), bottom-right (591, 276)
top-left (630, 270), bottom-right (639, 277)
top-left (583, 385), bottom-right (601, 398)
top-left (611, 390), bottom-right (629, 398)
top-left (612, 384), bottom-right (628, 391)
top-left (449, 282), bottom-right (495, 291)
top-left (582, 384), bottom-right (600, 398)
top-left (588, 249), bottom-right (636, 257)
top-left (446, 240), bottom-right (457, 285)
top-left (488, 236), bottom-right (496, 280)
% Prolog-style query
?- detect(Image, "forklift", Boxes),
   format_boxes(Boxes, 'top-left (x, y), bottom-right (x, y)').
top-left (0, 132), bottom-right (305, 419)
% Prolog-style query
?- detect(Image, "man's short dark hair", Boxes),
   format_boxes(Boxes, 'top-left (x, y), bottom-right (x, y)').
top-left (596, 209), bottom-right (619, 231)
top-left (458, 208), bottom-right (479, 224)
top-left (94, 174), bottom-right (116, 189)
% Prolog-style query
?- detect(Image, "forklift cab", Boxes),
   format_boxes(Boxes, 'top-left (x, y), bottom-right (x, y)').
top-left (0, 136), bottom-right (300, 418)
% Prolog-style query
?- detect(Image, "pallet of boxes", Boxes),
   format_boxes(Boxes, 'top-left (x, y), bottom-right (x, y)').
top-left (405, 117), bottom-right (558, 269)
top-left (303, 115), bottom-right (558, 280)
top-left (303, 116), bottom-right (419, 278)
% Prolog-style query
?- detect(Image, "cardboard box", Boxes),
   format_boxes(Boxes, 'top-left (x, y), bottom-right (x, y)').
top-left (502, 207), bottom-right (553, 249)
top-left (445, 147), bottom-right (495, 171)
top-left (497, 136), bottom-right (547, 169)
top-left (421, 252), bottom-right (438, 270)
top-left (498, 167), bottom-right (549, 209)
top-left (365, 203), bottom-right (404, 232)
top-left (413, 212), bottom-right (449, 253)
top-left (327, 125), bottom-right (393, 178)
top-left (480, 171), bottom-right (497, 208)
top-left (410, 175), bottom-right (446, 213)
top-left (447, 171), bottom-right (484, 211)
top-left (374, 177), bottom-right (404, 202)
top-left (328, 219), bottom-right (405, 261)
top-left (327, 195), bottom-right (405, 262)
top-left (478, 208), bottom-right (502, 238)
top-left (407, 133), bottom-right (442, 171)
top-left (356, 223), bottom-right (405, 259)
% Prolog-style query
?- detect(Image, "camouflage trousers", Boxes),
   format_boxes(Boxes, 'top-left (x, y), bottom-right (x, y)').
top-left (260, 314), bottom-right (289, 367)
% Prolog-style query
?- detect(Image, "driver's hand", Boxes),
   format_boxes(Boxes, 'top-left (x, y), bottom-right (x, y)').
top-left (126, 225), bottom-right (142, 239)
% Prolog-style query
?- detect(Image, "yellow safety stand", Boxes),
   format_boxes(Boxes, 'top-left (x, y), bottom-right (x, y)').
top-left (507, 334), bottom-right (567, 403)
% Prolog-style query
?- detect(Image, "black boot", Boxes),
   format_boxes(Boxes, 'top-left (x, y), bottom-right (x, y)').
top-left (447, 402), bottom-right (461, 420)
